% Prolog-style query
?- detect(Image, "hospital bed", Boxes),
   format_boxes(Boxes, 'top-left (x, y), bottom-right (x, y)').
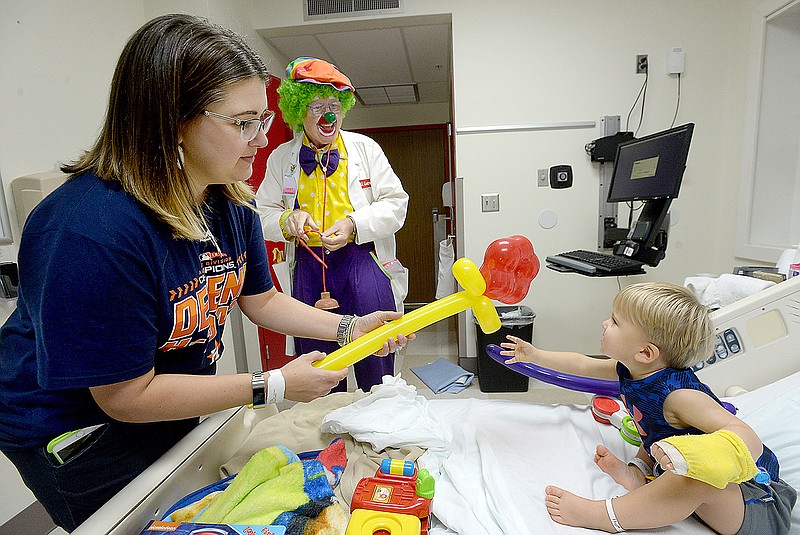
top-left (72, 277), bottom-right (800, 535)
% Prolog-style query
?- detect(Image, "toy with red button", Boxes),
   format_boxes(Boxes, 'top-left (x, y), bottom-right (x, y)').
top-left (346, 459), bottom-right (435, 535)
top-left (592, 395), bottom-right (642, 447)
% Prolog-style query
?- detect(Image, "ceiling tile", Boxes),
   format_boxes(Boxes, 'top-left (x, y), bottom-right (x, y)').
top-left (318, 28), bottom-right (411, 86)
top-left (256, 16), bottom-right (452, 112)
top-left (403, 24), bottom-right (451, 83)
top-left (417, 81), bottom-right (450, 104)
top-left (267, 35), bottom-right (332, 66)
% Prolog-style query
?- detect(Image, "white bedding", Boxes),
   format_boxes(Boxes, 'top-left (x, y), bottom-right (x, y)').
top-left (322, 372), bottom-right (800, 534)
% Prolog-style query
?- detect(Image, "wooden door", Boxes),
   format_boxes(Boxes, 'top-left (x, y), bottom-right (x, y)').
top-left (356, 125), bottom-right (450, 305)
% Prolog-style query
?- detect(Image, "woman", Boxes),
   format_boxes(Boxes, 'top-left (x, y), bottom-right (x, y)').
top-left (0, 14), bottom-right (408, 531)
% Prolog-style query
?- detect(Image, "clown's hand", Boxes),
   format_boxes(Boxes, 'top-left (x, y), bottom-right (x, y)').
top-left (320, 217), bottom-right (354, 251)
top-left (651, 430), bottom-right (758, 489)
top-left (282, 209), bottom-right (319, 239)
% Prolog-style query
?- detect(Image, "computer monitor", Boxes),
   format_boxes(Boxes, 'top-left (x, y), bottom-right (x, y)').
top-left (607, 123), bottom-right (694, 203)
top-left (606, 123), bottom-right (695, 267)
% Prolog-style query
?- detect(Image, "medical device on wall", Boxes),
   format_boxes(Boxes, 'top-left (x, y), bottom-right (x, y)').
top-left (0, 172), bottom-right (69, 300)
top-left (549, 165), bottom-right (573, 189)
top-left (585, 131), bottom-right (635, 163)
top-left (10, 172), bottom-right (67, 229)
top-left (697, 275), bottom-right (800, 397)
top-left (606, 122), bottom-right (694, 266)
top-left (0, 172), bottom-right (14, 246)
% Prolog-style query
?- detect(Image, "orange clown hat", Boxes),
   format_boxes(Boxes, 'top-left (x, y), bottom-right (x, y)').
top-left (285, 57), bottom-right (354, 92)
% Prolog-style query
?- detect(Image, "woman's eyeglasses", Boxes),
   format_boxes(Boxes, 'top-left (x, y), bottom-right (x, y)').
top-left (202, 110), bottom-right (276, 142)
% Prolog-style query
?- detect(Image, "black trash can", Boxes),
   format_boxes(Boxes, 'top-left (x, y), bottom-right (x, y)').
top-left (474, 305), bottom-right (535, 393)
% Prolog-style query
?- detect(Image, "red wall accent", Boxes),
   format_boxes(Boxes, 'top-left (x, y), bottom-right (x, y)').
top-left (247, 76), bottom-right (296, 370)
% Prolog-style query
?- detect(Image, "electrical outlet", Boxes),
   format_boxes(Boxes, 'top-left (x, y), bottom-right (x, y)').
top-left (481, 193), bottom-right (500, 212)
top-left (538, 169), bottom-right (549, 187)
top-left (636, 54), bottom-right (648, 74)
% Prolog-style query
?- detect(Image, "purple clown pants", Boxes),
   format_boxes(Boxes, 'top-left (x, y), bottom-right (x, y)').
top-left (292, 241), bottom-right (396, 391)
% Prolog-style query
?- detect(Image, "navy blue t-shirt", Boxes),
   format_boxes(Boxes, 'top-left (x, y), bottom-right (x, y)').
top-left (0, 172), bottom-right (272, 450)
top-left (618, 363), bottom-right (781, 481)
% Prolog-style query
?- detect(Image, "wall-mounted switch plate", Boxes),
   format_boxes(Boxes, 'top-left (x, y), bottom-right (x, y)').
top-left (538, 169), bottom-right (549, 187)
top-left (481, 193), bottom-right (500, 212)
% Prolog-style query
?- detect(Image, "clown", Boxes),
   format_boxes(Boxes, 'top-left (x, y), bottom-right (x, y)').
top-left (256, 58), bottom-right (409, 391)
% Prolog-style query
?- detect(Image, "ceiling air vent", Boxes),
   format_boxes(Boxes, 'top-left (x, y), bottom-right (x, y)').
top-left (355, 84), bottom-right (418, 106)
top-left (304, 0), bottom-right (403, 20)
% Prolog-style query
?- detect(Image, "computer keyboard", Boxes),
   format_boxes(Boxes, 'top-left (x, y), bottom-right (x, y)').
top-left (546, 249), bottom-right (645, 275)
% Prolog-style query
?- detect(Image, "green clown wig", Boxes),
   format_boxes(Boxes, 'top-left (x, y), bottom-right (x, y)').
top-left (277, 57), bottom-right (357, 132)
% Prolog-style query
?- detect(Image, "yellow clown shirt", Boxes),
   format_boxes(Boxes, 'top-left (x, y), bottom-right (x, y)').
top-left (296, 134), bottom-right (355, 247)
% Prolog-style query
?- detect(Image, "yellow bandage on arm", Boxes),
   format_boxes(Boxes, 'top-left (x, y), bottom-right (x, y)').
top-left (654, 429), bottom-right (758, 489)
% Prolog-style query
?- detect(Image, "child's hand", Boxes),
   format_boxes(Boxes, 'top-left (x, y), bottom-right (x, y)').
top-left (650, 442), bottom-right (675, 472)
top-left (499, 335), bottom-right (537, 364)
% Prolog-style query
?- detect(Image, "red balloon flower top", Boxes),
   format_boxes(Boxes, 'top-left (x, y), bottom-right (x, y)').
top-left (479, 235), bottom-right (540, 304)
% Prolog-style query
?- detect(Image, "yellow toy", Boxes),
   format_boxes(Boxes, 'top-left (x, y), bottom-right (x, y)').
top-left (314, 257), bottom-right (501, 370)
top-left (345, 509), bottom-right (421, 535)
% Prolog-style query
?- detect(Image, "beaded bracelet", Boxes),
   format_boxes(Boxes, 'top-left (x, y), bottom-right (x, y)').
top-left (346, 215), bottom-right (358, 241)
top-left (337, 314), bottom-right (357, 347)
top-left (278, 209), bottom-right (293, 239)
top-left (346, 315), bottom-right (357, 344)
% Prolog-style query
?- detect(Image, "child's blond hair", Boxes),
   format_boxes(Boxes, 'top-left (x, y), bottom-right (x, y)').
top-left (613, 282), bottom-right (714, 368)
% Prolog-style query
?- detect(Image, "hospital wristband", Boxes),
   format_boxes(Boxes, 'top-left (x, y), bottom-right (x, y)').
top-left (267, 369), bottom-right (285, 404)
top-left (628, 457), bottom-right (653, 478)
top-left (605, 498), bottom-right (625, 532)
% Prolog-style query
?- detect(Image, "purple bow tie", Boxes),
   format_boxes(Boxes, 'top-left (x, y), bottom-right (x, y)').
top-left (299, 145), bottom-right (340, 177)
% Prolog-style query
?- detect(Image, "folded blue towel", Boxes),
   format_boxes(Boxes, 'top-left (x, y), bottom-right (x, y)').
top-left (410, 358), bottom-right (474, 394)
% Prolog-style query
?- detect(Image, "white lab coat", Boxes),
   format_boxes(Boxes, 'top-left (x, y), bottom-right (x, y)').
top-left (256, 130), bottom-right (409, 311)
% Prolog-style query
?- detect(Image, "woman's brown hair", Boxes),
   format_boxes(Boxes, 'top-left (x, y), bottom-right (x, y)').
top-left (62, 14), bottom-right (268, 240)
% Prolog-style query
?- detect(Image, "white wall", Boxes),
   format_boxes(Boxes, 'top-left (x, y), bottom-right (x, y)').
top-left (0, 0), bottom-right (763, 526)
top-left (446, 0), bottom-right (754, 357)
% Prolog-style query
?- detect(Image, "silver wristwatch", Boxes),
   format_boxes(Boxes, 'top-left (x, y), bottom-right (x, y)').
top-left (251, 371), bottom-right (266, 409)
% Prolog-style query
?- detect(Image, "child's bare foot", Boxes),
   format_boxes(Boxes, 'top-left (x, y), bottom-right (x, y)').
top-left (545, 486), bottom-right (617, 532)
top-left (594, 445), bottom-right (646, 491)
